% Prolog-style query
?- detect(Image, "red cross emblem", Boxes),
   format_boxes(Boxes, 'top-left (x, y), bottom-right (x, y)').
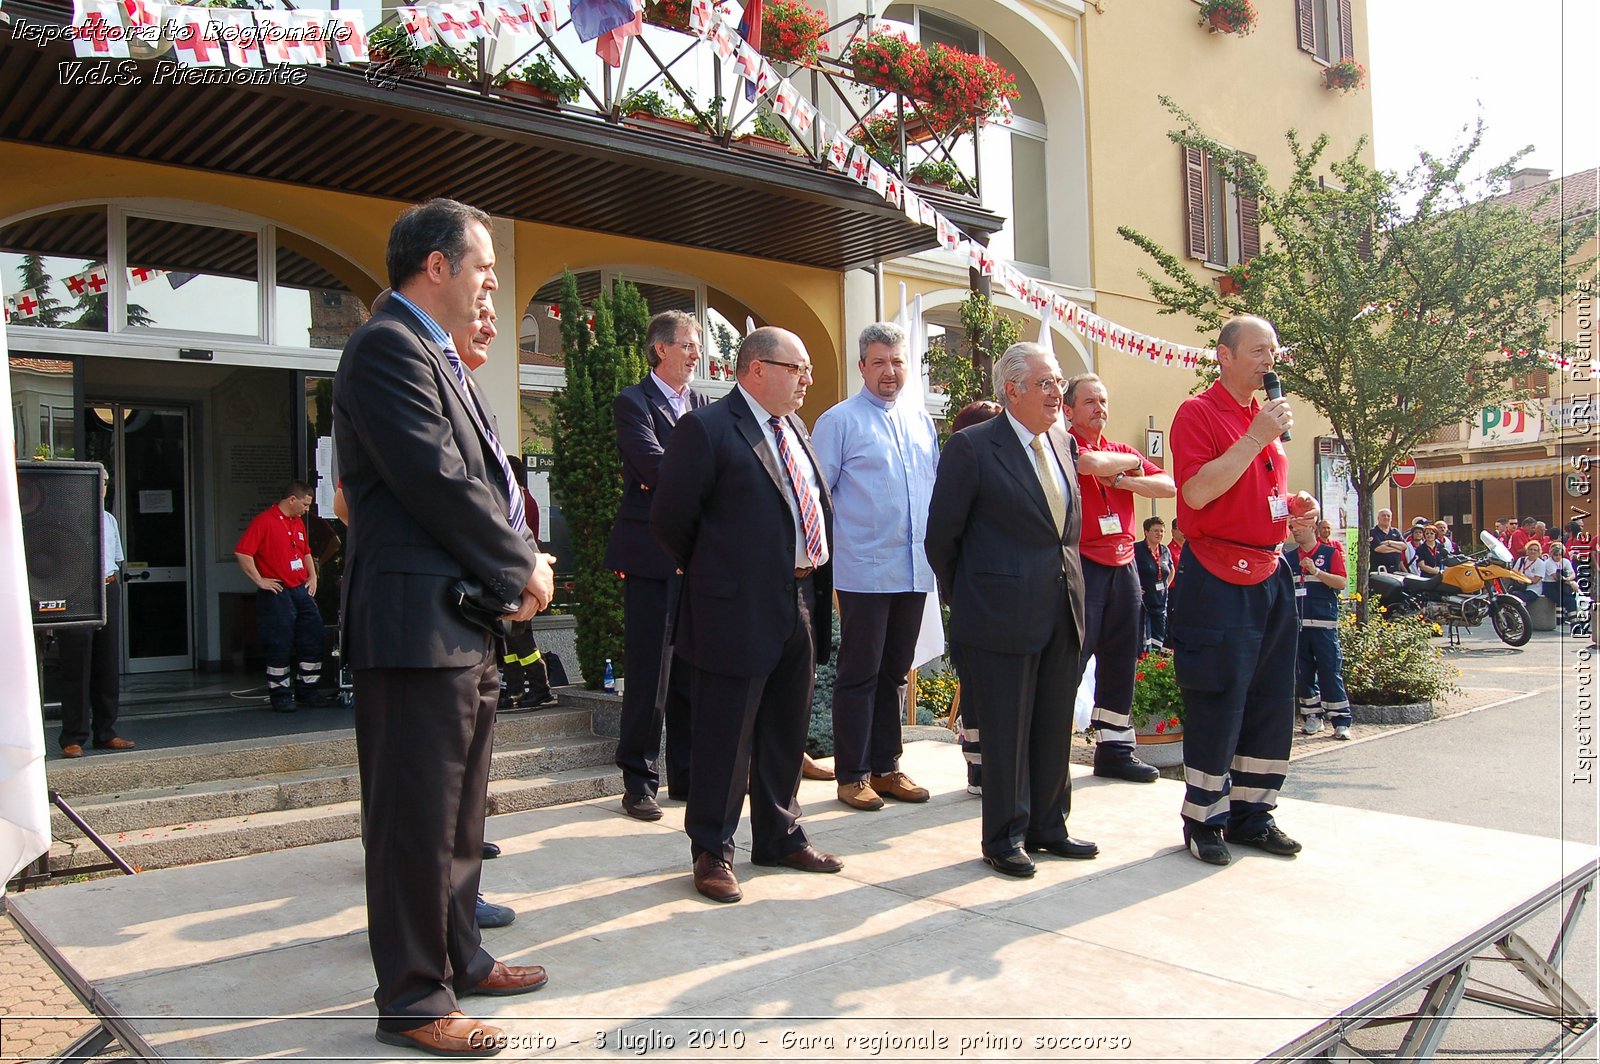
top-left (85, 270), bottom-right (109, 294)
top-left (15, 292), bottom-right (40, 317)
top-left (66, 274), bottom-right (88, 296)
top-left (78, 13), bottom-right (115, 53)
top-left (129, 266), bottom-right (155, 283)
top-left (174, 21), bottom-right (220, 63)
top-left (433, 10), bottom-right (469, 44)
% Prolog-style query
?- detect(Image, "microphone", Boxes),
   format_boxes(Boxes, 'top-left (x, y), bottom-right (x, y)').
top-left (1262, 371), bottom-right (1291, 442)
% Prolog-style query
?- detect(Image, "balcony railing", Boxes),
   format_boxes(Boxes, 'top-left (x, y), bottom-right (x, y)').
top-left (372, 10), bottom-right (987, 204)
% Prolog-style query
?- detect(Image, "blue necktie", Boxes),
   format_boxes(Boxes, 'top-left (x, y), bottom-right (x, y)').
top-left (444, 344), bottom-right (527, 535)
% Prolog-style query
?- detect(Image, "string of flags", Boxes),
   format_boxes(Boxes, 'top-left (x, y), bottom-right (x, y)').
top-left (4, 264), bottom-right (169, 323)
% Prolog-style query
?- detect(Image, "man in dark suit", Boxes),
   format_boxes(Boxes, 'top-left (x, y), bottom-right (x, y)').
top-left (652, 327), bottom-right (843, 904)
top-left (605, 310), bottom-right (707, 821)
top-left (925, 342), bottom-right (1098, 878)
top-left (334, 199), bottom-right (554, 1057)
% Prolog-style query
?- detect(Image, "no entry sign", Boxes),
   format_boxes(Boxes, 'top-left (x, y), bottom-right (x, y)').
top-left (1392, 458), bottom-right (1417, 489)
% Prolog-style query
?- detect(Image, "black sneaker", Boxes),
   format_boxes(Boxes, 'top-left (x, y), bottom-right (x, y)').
top-left (1184, 824), bottom-right (1231, 866)
top-left (1226, 824), bottom-right (1302, 857)
top-left (269, 694), bottom-right (295, 713)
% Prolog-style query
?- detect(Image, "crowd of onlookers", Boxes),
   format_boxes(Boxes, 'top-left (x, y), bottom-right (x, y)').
top-left (1366, 509), bottom-right (1589, 628)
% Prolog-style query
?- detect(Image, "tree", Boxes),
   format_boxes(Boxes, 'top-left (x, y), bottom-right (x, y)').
top-left (926, 290), bottom-right (1017, 439)
top-left (548, 272), bottom-right (648, 686)
top-left (1118, 100), bottom-right (1593, 614)
top-left (14, 255), bottom-right (70, 327)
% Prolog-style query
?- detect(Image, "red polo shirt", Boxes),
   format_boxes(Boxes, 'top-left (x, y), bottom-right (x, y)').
top-left (1069, 428), bottom-right (1162, 568)
top-left (235, 505), bottom-right (312, 588)
top-left (1171, 380), bottom-right (1289, 584)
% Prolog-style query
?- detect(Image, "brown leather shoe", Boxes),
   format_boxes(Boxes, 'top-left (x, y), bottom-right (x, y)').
top-left (461, 959), bottom-right (548, 997)
top-left (95, 737), bottom-right (135, 751)
top-left (801, 753), bottom-right (835, 781)
top-left (374, 1013), bottom-right (505, 1056)
top-left (61, 744), bottom-right (84, 759)
top-left (693, 853), bottom-right (742, 903)
top-left (869, 771), bottom-right (930, 803)
top-left (837, 780), bottom-right (884, 810)
top-left (753, 845), bottom-right (843, 873)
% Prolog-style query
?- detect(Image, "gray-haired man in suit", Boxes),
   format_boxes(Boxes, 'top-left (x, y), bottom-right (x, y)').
top-left (925, 342), bottom-right (1098, 878)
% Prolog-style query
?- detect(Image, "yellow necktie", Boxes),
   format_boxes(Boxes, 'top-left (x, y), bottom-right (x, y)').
top-left (1030, 435), bottom-right (1067, 533)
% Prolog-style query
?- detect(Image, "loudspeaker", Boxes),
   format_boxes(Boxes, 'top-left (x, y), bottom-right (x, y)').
top-left (17, 460), bottom-right (105, 629)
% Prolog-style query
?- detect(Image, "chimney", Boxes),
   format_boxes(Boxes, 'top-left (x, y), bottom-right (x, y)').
top-left (1510, 167), bottom-right (1553, 192)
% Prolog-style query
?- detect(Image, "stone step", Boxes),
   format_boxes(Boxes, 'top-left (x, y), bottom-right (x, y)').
top-left (51, 734), bottom-right (618, 840)
top-left (46, 764), bottom-right (625, 872)
top-left (43, 706), bottom-right (596, 798)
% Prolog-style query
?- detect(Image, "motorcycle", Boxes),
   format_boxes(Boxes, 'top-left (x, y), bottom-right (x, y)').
top-left (1368, 530), bottom-right (1536, 647)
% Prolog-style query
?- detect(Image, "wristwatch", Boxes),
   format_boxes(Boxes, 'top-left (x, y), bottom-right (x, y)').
top-left (1111, 471), bottom-right (1127, 488)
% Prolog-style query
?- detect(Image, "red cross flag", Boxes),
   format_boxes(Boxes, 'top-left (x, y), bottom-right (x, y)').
top-left (171, 8), bottom-right (225, 65)
top-left (734, 40), bottom-right (759, 80)
top-left (689, 0), bottom-right (714, 35)
top-left (330, 10), bottom-right (368, 62)
top-left (903, 188), bottom-right (921, 223)
top-left (462, 2), bottom-right (491, 39)
top-left (486, 0), bottom-right (526, 35)
top-left (256, 9), bottom-right (294, 63)
top-left (11, 290), bottom-right (40, 319)
top-left (882, 172), bottom-right (902, 207)
top-left (128, 266), bottom-right (167, 286)
top-left (72, 0), bottom-right (130, 59)
top-left (918, 198), bottom-right (936, 228)
top-left (866, 162), bottom-right (888, 196)
top-left (289, 11), bottom-right (329, 65)
top-left (122, 0), bottom-right (160, 28)
top-left (84, 266), bottom-right (110, 295)
top-left (430, 4), bottom-right (475, 48)
top-left (64, 272), bottom-right (88, 297)
top-left (753, 58), bottom-right (779, 96)
top-left (398, 6), bottom-right (437, 47)
top-left (772, 79), bottom-right (798, 119)
top-left (710, 21), bottom-right (737, 60)
top-left (849, 152), bottom-right (871, 184)
top-left (222, 10), bottom-right (263, 67)
top-left (792, 98), bottom-right (815, 136)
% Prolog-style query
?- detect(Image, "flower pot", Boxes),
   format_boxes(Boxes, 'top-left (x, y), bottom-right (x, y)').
top-left (736, 134), bottom-right (797, 157)
top-left (422, 61), bottom-right (458, 79)
top-left (1217, 273), bottom-right (1243, 296)
top-left (1350, 701), bottom-right (1433, 726)
top-left (499, 81), bottom-right (561, 106)
top-left (624, 113), bottom-right (706, 137)
top-left (1207, 10), bottom-right (1253, 35)
top-left (642, 2), bottom-right (690, 31)
top-left (1135, 726), bottom-right (1184, 769)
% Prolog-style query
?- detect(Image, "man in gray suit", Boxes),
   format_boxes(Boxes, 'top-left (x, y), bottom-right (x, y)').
top-left (925, 343), bottom-right (1097, 878)
top-left (334, 199), bottom-right (554, 1057)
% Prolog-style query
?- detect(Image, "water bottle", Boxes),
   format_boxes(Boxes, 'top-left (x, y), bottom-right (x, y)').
top-left (603, 658), bottom-right (616, 693)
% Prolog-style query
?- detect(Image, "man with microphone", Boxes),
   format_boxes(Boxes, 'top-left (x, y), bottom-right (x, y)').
top-left (1167, 315), bottom-right (1318, 867)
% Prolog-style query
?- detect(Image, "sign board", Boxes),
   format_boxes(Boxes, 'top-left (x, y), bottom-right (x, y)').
top-left (1392, 458), bottom-right (1416, 489)
top-left (1469, 401), bottom-right (1543, 446)
top-left (1144, 429), bottom-right (1164, 460)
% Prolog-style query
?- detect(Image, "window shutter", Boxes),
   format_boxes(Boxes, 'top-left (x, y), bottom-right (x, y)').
top-left (1357, 225), bottom-right (1373, 262)
top-left (1337, 0), bottom-right (1354, 60)
top-left (1184, 146), bottom-right (1208, 260)
top-left (1236, 153), bottom-right (1260, 263)
top-left (1295, 0), bottom-right (1316, 54)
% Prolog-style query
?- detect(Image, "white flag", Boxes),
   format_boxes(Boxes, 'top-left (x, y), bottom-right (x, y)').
top-left (772, 78), bottom-right (798, 119)
top-left (791, 97), bottom-right (815, 136)
top-left (221, 9), bottom-right (262, 66)
top-left (170, 7), bottom-right (225, 66)
top-left (329, 9), bottom-right (368, 62)
top-left (289, 10), bottom-right (330, 65)
top-left (255, 9), bottom-right (295, 63)
top-left (1036, 298), bottom-right (1053, 354)
top-left (72, 0), bottom-right (129, 58)
top-left (0, 272), bottom-right (51, 888)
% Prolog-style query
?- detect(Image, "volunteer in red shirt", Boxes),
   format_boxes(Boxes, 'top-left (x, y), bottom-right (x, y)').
top-left (235, 481), bottom-right (329, 711)
top-left (1065, 373), bottom-right (1175, 784)
top-left (1168, 315), bottom-right (1319, 867)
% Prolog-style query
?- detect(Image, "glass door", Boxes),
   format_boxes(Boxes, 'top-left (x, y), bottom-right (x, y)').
top-left (84, 403), bottom-right (194, 672)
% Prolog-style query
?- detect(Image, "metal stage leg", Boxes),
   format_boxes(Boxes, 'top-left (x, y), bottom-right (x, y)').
top-left (46, 1024), bottom-right (117, 1063)
top-left (1393, 962), bottom-right (1471, 1062)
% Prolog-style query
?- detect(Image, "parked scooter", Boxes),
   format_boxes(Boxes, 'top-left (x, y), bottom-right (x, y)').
top-left (1368, 531), bottom-right (1536, 647)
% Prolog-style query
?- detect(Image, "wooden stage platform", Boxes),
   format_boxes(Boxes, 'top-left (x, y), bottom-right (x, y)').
top-left (6, 742), bottom-right (1595, 1062)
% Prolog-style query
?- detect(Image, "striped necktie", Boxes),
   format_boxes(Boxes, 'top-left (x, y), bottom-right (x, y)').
top-left (769, 416), bottom-right (825, 568)
top-left (444, 345), bottom-right (527, 535)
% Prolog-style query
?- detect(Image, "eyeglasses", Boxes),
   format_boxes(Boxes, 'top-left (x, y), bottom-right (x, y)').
top-left (670, 339), bottom-right (702, 354)
top-left (757, 359), bottom-right (814, 378)
top-left (1030, 376), bottom-right (1067, 394)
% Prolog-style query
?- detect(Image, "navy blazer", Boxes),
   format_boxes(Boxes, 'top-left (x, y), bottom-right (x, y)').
top-left (603, 376), bottom-right (708, 580)
top-left (333, 299), bottom-right (539, 670)
top-left (924, 415), bottom-right (1086, 655)
top-left (651, 389), bottom-right (834, 678)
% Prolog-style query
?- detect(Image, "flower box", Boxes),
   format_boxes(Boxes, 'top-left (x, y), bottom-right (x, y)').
top-left (1200, 0), bottom-right (1257, 37)
top-left (761, 0), bottom-right (830, 66)
top-left (499, 81), bottom-right (561, 105)
top-left (1322, 58), bottom-right (1367, 93)
top-left (642, 0), bottom-right (691, 31)
top-left (735, 133), bottom-right (798, 157)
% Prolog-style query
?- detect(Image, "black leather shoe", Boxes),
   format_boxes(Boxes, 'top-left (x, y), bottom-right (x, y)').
top-left (621, 793), bottom-right (663, 821)
top-left (1027, 837), bottom-right (1099, 860)
top-left (982, 850), bottom-right (1036, 878)
top-left (1226, 824), bottom-right (1302, 856)
top-left (481, 841), bottom-right (501, 860)
top-left (1093, 754), bottom-right (1160, 783)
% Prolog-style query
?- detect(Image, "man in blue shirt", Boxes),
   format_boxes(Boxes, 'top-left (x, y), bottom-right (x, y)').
top-left (811, 322), bottom-right (940, 811)
top-left (1286, 523), bottom-right (1351, 739)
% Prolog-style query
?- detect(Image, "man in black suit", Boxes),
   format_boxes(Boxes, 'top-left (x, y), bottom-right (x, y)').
top-left (925, 342), bottom-right (1098, 878)
top-left (334, 199), bottom-right (554, 1057)
top-left (605, 310), bottom-right (707, 821)
top-left (652, 327), bottom-right (843, 903)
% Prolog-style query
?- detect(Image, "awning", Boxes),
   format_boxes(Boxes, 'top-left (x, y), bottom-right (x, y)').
top-left (0, 0), bottom-right (1004, 273)
top-left (1413, 458), bottom-right (1564, 484)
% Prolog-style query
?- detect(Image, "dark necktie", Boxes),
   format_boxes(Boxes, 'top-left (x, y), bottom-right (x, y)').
top-left (444, 345), bottom-right (527, 535)
top-left (769, 416), bottom-right (825, 568)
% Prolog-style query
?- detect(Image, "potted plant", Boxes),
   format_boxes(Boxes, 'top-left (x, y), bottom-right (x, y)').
top-left (495, 53), bottom-right (583, 104)
top-left (923, 44), bottom-right (1019, 132)
top-left (908, 158), bottom-right (975, 196)
top-left (642, 0), bottom-right (691, 32)
top-left (1127, 650), bottom-right (1184, 767)
top-left (737, 108), bottom-right (796, 155)
top-left (760, 0), bottom-right (830, 65)
top-left (1339, 604), bottom-right (1458, 723)
top-left (1216, 263), bottom-right (1248, 296)
top-left (848, 114), bottom-right (904, 170)
top-left (1322, 56), bottom-right (1367, 93)
top-left (1199, 0), bottom-right (1257, 36)
top-left (620, 88), bottom-right (703, 136)
top-left (846, 27), bottom-right (931, 99)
